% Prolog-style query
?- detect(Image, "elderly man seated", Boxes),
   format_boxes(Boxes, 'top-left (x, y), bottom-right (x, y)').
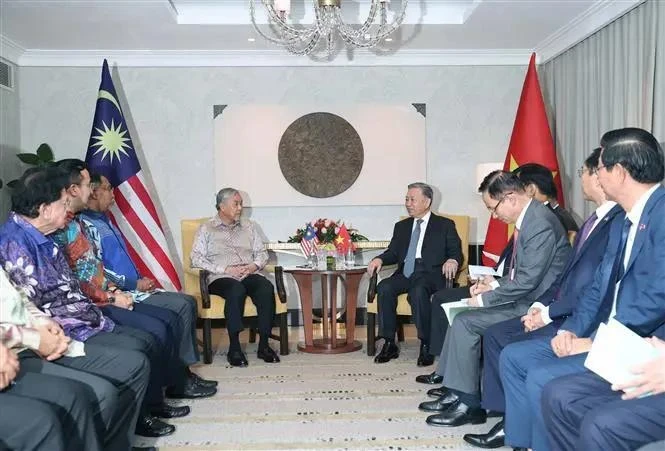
top-left (190, 187), bottom-right (280, 367)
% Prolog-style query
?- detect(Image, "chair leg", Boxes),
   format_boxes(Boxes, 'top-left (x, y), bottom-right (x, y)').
top-left (367, 312), bottom-right (376, 356)
top-left (249, 327), bottom-right (257, 344)
top-left (397, 322), bottom-right (405, 343)
top-left (203, 318), bottom-right (213, 364)
top-left (279, 313), bottom-right (289, 356)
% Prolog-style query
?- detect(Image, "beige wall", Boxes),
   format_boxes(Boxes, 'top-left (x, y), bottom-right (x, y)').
top-left (18, 65), bottom-right (525, 258)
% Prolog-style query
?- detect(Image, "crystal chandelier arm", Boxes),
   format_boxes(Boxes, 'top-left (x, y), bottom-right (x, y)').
top-left (336, 0), bottom-right (408, 47)
top-left (250, 0), bottom-right (312, 38)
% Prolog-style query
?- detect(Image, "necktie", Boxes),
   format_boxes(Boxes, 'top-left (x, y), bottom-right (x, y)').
top-left (615, 218), bottom-right (633, 282)
top-left (403, 219), bottom-right (423, 278)
top-left (574, 212), bottom-right (598, 254)
top-left (508, 228), bottom-right (519, 280)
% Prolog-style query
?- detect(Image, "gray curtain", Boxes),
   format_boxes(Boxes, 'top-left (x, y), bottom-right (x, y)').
top-left (540, 0), bottom-right (664, 220)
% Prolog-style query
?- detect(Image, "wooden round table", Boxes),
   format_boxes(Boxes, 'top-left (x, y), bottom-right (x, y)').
top-left (284, 267), bottom-right (366, 354)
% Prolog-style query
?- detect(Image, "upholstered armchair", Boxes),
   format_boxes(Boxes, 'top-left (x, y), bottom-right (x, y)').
top-left (365, 214), bottom-right (471, 356)
top-left (181, 218), bottom-right (289, 364)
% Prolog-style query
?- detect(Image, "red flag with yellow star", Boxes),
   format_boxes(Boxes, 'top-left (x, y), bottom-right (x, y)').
top-left (482, 53), bottom-right (564, 266)
top-left (334, 224), bottom-right (353, 254)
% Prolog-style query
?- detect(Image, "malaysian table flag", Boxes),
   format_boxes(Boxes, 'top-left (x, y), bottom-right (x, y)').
top-left (85, 59), bottom-right (181, 291)
top-left (300, 223), bottom-right (320, 257)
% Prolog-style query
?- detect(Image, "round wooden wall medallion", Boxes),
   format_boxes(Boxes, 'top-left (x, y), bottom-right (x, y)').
top-left (278, 112), bottom-right (364, 198)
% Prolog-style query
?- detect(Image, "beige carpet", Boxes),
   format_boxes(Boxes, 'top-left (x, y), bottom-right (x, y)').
top-left (135, 331), bottom-right (504, 450)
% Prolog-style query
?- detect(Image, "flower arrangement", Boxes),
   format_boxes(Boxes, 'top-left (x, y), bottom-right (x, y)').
top-left (287, 218), bottom-right (368, 245)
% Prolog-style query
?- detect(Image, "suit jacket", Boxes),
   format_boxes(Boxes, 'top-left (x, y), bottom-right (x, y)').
top-left (539, 204), bottom-right (623, 320)
top-left (563, 186), bottom-right (665, 340)
top-left (482, 200), bottom-right (572, 307)
top-left (378, 213), bottom-right (462, 283)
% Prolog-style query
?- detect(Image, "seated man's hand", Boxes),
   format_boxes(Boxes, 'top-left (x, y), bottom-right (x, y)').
top-left (367, 258), bottom-right (383, 275)
top-left (613, 336), bottom-right (665, 399)
top-left (36, 317), bottom-right (64, 337)
top-left (114, 292), bottom-right (134, 310)
top-left (551, 330), bottom-right (578, 357)
top-left (37, 325), bottom-right (71, 361)
top-left (569, 337), bottom-right (592, 356)
top-left (0, 343), bottom-right (19, 390)
top-left (470, 282), bottom-right (492, 296)
top-left (442, 259), bottom-right (458, 280)
top-left (467, 296), bottom-right (481, 307)
top-left (238, 263), bottom-right (258, 280)
top-left (137, 277), bottom-right (156, 292)
top-left (521, 313), bottom-right (534, 332)
top-left (523, 307), bottom-right (545, 332)
top-left (481, 275), bottom-right (497, 285)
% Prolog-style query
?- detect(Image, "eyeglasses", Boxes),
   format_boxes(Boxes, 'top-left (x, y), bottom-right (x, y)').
top-left (577, 167), bottom-right (587, 177)
top-left (592, 164), bottom-right (608, 175)
top-left (487, 192), bottom-right (512, 214)
top-left (97, 184), bottom-right (113, 192)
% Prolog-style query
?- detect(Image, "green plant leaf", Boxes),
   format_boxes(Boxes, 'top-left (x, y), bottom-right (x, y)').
top-left (17, 153), bottom-right (40, 165)
top-left (36, 143), bottom-right (54, 162)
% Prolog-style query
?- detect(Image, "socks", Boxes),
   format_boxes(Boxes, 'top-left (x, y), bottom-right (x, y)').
top-left (451, 388), bottom-right (481, 408)
top-left (229, 332), bottom-right (241, 352)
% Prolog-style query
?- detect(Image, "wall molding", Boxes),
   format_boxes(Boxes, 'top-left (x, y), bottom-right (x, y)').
top-left (535, 0), bottom-right (645, 63)
top-left (16, 48), bottom-right (533, 67)
top-left (0, 35), bottom-right (25, 65)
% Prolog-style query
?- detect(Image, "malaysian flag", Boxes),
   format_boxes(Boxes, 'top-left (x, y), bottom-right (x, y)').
top-left (300, 223), bottom-right (320, 257)
top-left (85, 59), bottom-right (181, 291)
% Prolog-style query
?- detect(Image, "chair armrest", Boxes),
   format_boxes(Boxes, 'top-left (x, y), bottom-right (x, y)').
top-left (198, 269), bottom-right (212, 309)
top-left (274, 266), bottom-right (288, 304)
top-left (367, 269), bottom-right (378, 304)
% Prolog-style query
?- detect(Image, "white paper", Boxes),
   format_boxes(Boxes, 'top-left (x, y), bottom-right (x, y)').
top-left (584, 319), bottom-right (660, 394)
top-left (441, 298), bottom-right (479, 324)
top-left (468, 265), bottom-right (500, 279)
top-left (64, 340), bottom-right (86, 358)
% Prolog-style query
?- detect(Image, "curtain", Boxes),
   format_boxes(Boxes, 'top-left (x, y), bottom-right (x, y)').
top-left (540, 0), bottom-right (664, 219)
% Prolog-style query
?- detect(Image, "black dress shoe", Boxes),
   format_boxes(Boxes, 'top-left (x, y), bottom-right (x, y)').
top-left (135, 414), bottom-right (176, 437)
top-left (374, 341), bottom-right (399, 363)
top-left (415, 371), bottom-right (443, 384)
top-left (418, 389), bottom-right (458, 412)
top-left (131, 447), bottom-right (156, 451)
top-left (149, 402), bottom-right (191, 418)
top-left (463, 419), bottom-right (505, 449)
top-left (166, 379), bottom-right (217, 399)
top-left (425, 400), bottom-right (487, 427)
top-left (417, 342), bottom-right (435, 367)
top-left (427, 386), bottom-right (449, 398)
top-left (188, 371), bottom-right (218, 388)
top-left (227, 349), bottom-right (249, 367)
top-left (257, 346), bottom-right (281, 363)
top-left (513, 448), bottom-right (528, 451)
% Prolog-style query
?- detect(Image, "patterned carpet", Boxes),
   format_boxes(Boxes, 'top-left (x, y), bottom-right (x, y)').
top-left (135, 339), bottom-right (504, 450)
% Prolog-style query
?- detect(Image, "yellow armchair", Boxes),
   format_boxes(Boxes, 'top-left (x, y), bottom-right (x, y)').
top-left (181, 218), bottom-right (289, 363)
top-left (365, 213), bottom-right (470, 355)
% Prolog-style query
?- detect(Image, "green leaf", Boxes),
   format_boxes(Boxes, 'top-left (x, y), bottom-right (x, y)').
top-left (36, 143), bottom-right (54, 162)
top-left (17, 153), bottom-right (40, 165)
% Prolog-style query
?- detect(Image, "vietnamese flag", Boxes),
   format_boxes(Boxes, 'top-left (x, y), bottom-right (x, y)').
top-left (482, 53), bottom-right (564, 266)
top-left (334, 224), bottom-right (353, 254)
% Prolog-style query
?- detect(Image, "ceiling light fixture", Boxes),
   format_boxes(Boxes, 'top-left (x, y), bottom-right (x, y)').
top-left (249, 0), bottom-right (408, 58)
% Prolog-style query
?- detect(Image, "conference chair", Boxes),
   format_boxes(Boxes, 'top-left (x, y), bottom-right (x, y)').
top-left (181, 218), bottom-right (289, 364)
top-left (365, 214), bottom-right (470, 356)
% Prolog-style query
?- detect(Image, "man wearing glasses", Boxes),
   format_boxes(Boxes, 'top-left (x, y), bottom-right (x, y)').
top-left (418, 170), bottom-right (571, 428)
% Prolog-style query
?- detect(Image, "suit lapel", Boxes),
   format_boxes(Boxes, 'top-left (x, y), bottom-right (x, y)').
top-left (623, 186), bottom-right (665, 275)
top-left (401, 217), bottom-right (415, 257)
top-left (420, 214), bottom-right (436, 259)
top-left (572, 205), bottom-right (622, 267)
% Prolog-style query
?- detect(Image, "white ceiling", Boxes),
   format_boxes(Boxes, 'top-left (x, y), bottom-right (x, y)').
top-left (0, 0), bottom-right (644, 66)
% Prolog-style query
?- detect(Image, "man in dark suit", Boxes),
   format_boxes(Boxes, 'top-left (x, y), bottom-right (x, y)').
top-left (428, 163), bottom-right (577, 359)
top-left (419, 171), bottom-right (571, 427)
top-left (367, 182), bottom-right (462, 366)
top-left (543, 337), bottom-right (665, 451)
top-left (499, 127), bottom-right (665, 451)
top-left (463, 148), bottom-right (622, 449)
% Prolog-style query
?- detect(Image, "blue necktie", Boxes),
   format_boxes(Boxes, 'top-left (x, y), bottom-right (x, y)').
top-left (403, 219), bottom-right (423, 278)
top-left (615, 218), bottom-right (633, 282)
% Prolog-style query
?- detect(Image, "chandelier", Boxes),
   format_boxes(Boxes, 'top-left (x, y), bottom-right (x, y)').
top-left (249, 0), bottom-right (408, 58)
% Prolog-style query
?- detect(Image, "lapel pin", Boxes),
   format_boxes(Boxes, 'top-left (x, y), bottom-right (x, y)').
top-left (639, 223), bottom-right (646, 231)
